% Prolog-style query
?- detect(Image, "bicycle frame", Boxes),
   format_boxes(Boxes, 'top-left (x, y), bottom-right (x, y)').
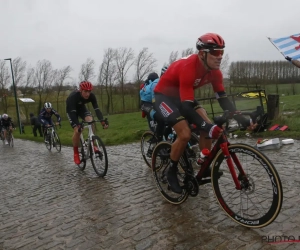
top-left (195, 132), bottom-right (247, 191)
top-left (79, 122), bottom-right (96, 159)
top-left (46, 126), bottom-right (55, 137)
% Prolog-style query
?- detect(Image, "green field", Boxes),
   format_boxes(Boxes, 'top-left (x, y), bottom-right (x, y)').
top-left (12, 93), bottom-right (300, 147)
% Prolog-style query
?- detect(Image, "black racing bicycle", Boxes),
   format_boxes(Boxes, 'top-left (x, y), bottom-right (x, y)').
top-left (151, 111), bottom-right (283, 228)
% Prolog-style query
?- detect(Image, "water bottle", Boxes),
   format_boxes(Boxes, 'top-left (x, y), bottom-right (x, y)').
top-left (196, 148), bottom-right (210, 166)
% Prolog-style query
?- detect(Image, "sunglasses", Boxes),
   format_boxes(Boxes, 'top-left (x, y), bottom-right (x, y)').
top-left (203, 49), bottom-right (224, 57)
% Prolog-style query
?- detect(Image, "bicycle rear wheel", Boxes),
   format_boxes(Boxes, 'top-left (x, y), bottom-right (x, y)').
top-left (90, 135), bottom-right (108, 177)
top-left (211, 143), bottom-right (283, 228)
top-left (141, 131), bottom-right (158, 168)
top-left (152, 141), bottom-right (189, 204)
top-left (52, 131), bottom-right (61, 152)
top-left (77, 139), bottom-right (86, 170)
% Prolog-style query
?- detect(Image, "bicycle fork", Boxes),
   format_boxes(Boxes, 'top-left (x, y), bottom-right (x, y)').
top-left (220, 142), bottom-right (246, 190)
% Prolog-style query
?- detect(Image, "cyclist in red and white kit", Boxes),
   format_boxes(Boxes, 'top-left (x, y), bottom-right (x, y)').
top-left (154, 33), bottom-right (256, 194)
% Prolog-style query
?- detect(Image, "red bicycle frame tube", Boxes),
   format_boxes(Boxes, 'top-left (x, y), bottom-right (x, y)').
top-left (195, 133), bottom-right (243, 190)
top-left (219, 141), bottom-right (242, 190)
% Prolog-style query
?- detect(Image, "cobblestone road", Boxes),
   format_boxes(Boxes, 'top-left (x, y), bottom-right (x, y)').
top-left (0, 138), bottom-right (300, 250)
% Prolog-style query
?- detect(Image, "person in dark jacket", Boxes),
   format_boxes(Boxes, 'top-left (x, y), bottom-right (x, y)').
top-left (30, 113), bottom-right (43, 137)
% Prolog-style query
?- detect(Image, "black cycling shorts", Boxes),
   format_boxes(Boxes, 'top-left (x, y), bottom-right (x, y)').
top-left (140, 101), bottom-right (153, 114)
top-left (67, 105), bottom-right (92, 128)
top-left (154, 93), bottom-right (203, 127)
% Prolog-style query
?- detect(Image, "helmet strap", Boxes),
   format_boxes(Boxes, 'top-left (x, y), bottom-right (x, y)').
top-left (199, 52), bottom-right (213, 71)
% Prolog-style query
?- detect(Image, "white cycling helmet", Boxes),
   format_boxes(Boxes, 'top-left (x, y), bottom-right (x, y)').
top-left (2, 113), bottom-right (8, 119)
top-left (44, 102), bottom-right (52, 109)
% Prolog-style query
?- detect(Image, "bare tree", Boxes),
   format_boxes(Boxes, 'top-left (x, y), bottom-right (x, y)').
top-left (21, 67), bottom-right (35, 122)
top-left (0, 61), bottom-right (11, 112)
top-left (98, 48), bottom-right (117, 114)
top-left (12, 57), bottom-right (26, 88)
top-left (181, 48), bottom-right (194, 57)
top-left (53, 66), bottom-right (72, 111)
top-left (169, 51), bottom-right (178, 65)
top-left (220, 54), bottom-right (230, 78)
top-left (134, 47), bottom-right (157, 107)
top-left (79, 58), bottom-right (95, 82)
top-left (34, 60), bottom-right (53, 113)
top-left (135, 47), bottom-right (157, 82)
top-left (114, 47), bottom-right (135, 112)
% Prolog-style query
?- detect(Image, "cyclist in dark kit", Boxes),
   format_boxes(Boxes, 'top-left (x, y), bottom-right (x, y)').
top-left (66, 81), bottom-right (108, 164)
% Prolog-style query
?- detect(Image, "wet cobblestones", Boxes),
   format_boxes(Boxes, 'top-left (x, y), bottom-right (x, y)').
top-left (0, 138), bottom-right (300, 249)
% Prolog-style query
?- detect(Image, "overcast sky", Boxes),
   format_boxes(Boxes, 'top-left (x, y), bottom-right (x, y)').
top-left (1, 0), bottom-right (299, 82)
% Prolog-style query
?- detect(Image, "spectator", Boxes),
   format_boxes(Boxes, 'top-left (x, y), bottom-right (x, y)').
top-left (285, 56), bottom-right (300, 68)
top-left (30, 113), bottom-right (43, 137)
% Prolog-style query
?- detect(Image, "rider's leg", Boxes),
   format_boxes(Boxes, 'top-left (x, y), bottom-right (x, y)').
top-left (167, 120), bottom-right (191, 193)
top-left (195, 108), bottom-right (213, 150)
top-left (67, 112), bottom-right (82, 164)
top-left (72, 126), bottom-right (81, 164)
top-left (84, 115), bottom-right (99, 152)
top-left (3, 129), bottom-right (8, 144)
top-left (195, 108), bottom-right (223, 178)
top-left (171, 121), bottom-right (191, 161)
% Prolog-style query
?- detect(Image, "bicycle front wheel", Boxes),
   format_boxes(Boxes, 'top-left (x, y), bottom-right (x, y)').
top-left (90, 135), bottom-right (108, 177)
top-left (45, 134), bottom-right (52, 150)
top-left (211, 143), bottom-right (283, 228)
top-left (53, 131), bottom-right (61, 152)
top-left (9, 134), bottom-right (14, 147)
top-left (141, 130), bottom-right (158, 168)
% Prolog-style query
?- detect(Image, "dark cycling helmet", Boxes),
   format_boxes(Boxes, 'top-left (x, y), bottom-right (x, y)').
top-left (196, 33), bottom-right (225, 50)
top-left (44, 102), bottom-right (52, 109)
top-left (161, 66), bottom-right (168, 76)
top-left (79, 81), bottom-right (93, 91)
top-left (147, 72), bottom-right (159, 82)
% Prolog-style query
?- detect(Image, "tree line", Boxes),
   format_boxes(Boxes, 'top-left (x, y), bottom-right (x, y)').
top-left (0, 47), bottom-right (298, 118)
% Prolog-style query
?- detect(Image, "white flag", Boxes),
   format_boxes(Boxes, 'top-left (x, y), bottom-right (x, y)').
top-left (268, 33), bottom-right (300, 60)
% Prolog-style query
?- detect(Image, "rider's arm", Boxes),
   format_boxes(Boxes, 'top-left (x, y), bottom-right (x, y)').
top-left (181, 101), bottom-right (214, 132)
top-left (90, 93), bottom-right (104, 121)
top-left (216, 91), bottom-right (251, 127)
top-left (286, 56), bottom-right (300, 68)
top-left (10, 119), bottom-right (15, 128)
top-left (52, 109), bottom-right (61, 123)
top-left (38, 110), bottom-right (47, 125)
top-left (292, 59), bottom-right (300, 68)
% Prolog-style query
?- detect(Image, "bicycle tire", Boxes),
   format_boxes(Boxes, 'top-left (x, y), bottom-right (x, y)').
top-left (152, 141), bottom-right (189, 204)
top-left (90, 135), bottom-right (108, 177)
top-left (53, 131), bottom-right (61, 152)
top-left (9, 134), bottom-right (14, 147)
top-left (45, 133), bottom-right (52, 151)
top-left (211, 143), bottom-right (283, 228)
top-left (77, 138), bottom-right (86, 170)
top-left (141, 130), bottom-right (158, 168)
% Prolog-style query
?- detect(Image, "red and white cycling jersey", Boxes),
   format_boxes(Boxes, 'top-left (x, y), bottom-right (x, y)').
top-left (154, 54), bottom-right (224, 101)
